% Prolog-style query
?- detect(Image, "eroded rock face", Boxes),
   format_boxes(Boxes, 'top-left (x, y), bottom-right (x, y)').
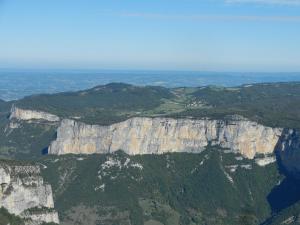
top-left (0, 161), bottom-right (59, 224)
top-left (276, 129), bottom-right (300, 178)
top-left (48, 117), bottom-right (282, 159)
top-left (10, 106), bottom-right (60, 122)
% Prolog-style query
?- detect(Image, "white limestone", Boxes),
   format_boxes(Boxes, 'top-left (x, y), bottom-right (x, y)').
top-left (10, 106), bottom-right (60, 122)
top-left (255, 156), bottom-right (276, 166)
top-left (49, 117), bottom-right (282, 159)
top-left (0, 161), bottom-right (59, 224)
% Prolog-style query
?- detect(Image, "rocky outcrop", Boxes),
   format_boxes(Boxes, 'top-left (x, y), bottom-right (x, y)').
top-left (48, 117), bottom-right (282, 159)
top-left (0, 160), bottom-right (59, 224)
top-left (10, 105), bottom-right (60, 122)
top-left (276, 129), bottom-right (300, 178)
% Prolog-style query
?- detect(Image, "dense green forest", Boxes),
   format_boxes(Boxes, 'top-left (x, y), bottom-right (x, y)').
top-left (16, 83), bottom-right (175, 125)
top-left (177, 82), bottom-right (300, 128)
top-left (40, 149), bottom-right (281, 225)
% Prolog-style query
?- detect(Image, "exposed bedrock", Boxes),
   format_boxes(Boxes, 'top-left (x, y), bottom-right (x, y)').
top-left (9, 105), bottom-right (60, 122)
top-left (48, 117), bottom-right (283, 159)
top-left (276, 129), bottom-right (300, 178)
top-left (0, 161), bottom-right (59, 224)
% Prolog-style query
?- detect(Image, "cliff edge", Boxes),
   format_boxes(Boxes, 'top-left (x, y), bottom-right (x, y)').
top-left (48, 117), bottom-right (282, 159)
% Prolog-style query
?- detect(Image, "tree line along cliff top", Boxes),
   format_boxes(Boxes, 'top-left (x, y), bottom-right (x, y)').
top-left (2, 82), bottom-right (300, 128)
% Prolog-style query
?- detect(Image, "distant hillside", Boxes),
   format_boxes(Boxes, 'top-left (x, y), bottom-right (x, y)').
top-left (16, 83), bottom-right (175, 125)
top-left (173, 82), bottom-right (300, 128)
top-left (12, 81), bottom-right (300, 128)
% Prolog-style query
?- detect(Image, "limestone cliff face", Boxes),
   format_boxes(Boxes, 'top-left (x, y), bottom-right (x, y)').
top-left (276, 129), bottom-right (300, 178)
top-left (0, 161), bottom-right (59, 224)
top-left (10, 106), bottom-right (60, 122)
top-left (48, 117), bottom-right (282, 159)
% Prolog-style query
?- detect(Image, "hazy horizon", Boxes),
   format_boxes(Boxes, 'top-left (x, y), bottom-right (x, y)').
top-left (1, 69), bottom-right (300, 101)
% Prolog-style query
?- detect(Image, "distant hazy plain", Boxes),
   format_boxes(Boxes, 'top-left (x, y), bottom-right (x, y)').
top-left (1, 69), bottom-right (300, 101)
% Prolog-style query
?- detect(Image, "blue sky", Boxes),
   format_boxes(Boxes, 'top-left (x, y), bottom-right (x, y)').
top-left (0, 0), bottom-right (299, 72)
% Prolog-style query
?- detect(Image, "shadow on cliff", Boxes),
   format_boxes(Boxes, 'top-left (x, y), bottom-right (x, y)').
top-left (41, 132), bottom-right (57, 155)
top-left (41, 147), bottom-right (48, 155)
top-left (267, 176), bottom-right (300, 213)
top-left (261, 129), bottom-right (300, 224)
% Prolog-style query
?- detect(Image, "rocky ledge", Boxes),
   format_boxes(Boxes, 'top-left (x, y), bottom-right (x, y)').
top-left (9, 106), bottom-right (60, 122)
top-left (0, 160), bottom-right (59, 224)
top-left (48, 116), bottom-right (283, 159)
